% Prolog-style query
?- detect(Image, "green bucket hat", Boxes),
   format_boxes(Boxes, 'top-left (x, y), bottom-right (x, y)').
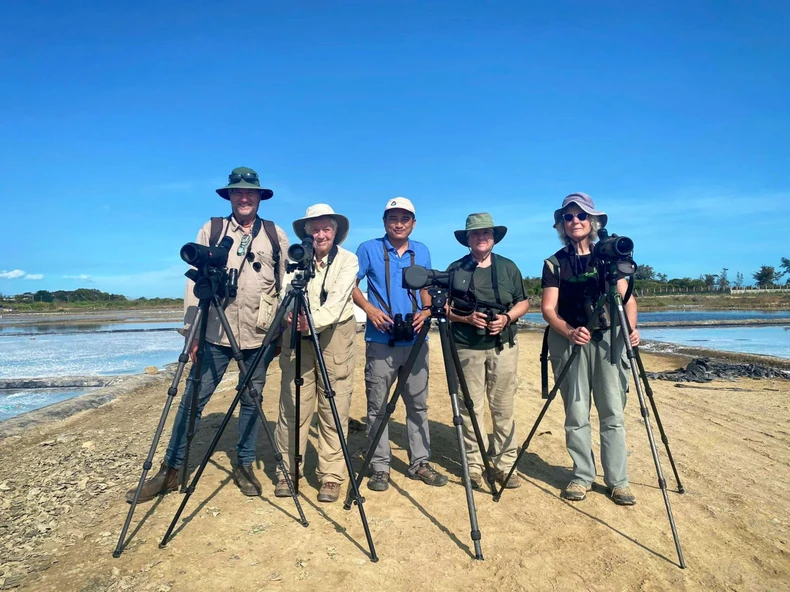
top-left (215, 166), bottom-right (274, 201)
top-left (454, 212), bottom-right (508, 246)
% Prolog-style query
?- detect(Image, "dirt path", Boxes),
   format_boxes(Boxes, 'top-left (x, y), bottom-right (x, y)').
top-left (1, 333), bottom-right (788, 591)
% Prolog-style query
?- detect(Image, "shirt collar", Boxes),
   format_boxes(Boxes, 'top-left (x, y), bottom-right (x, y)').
top-left (383, 236), bottom-right (413, 253)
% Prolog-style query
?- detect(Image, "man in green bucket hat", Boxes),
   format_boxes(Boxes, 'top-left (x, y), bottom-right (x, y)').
top-left (447, 212), bottom-right (531, 490)
top-left (126, 166), bottom-right (288, 503)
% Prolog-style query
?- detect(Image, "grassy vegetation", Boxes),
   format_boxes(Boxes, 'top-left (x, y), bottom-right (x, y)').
top-left (1, 298), bottom-right (182, 313)
top-left (628, 292), bottom-right (790, 311)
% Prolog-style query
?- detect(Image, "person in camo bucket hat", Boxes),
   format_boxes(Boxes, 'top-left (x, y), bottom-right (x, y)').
top-left (216, 166), bottom-right (274, 201)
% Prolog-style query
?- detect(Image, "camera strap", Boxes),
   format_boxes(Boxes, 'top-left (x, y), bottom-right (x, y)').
top-left (382, 240), bottom-right (418, 314)
top-left (465, 253), bottom-right (514, 348)
top-left (319, 245), bottom-right (339, 306)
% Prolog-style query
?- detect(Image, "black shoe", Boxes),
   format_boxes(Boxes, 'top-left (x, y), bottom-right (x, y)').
top-left (233, 465), bottom-right (262, 497)
top-left (367, 471), bottom-right (390, 492)
top-left (409, 463), bottom-right (449, 487)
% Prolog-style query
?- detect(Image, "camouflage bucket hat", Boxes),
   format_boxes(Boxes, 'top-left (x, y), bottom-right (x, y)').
top-left (215, 166), bottom-right (274, 201)
top-left (454, 212), bottom-right (508, 246)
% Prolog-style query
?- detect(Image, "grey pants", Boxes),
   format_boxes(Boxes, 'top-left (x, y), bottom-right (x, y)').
top-left (547, 327), bottom-right (630, 489)
top-left (364, 341), bottom-right (430, 475)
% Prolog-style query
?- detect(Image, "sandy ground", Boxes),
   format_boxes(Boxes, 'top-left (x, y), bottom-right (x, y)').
top-left (1, 331), bottom-right (789, 591)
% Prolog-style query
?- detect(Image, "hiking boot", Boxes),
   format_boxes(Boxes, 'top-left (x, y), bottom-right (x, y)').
top-left (469, 473), bottom-right (484, 490)
top-left (317, 482), bottom-right (341, 503)
top-left (367, 471), bottom-right (390, 492)
top-left (561, 481), bottom-right (591, 502)
top-left (274, 478), bottom-right (291, 498)
top-left (610, 486), bottom-right (636, 506)
top-left (125, 462), bottom-right (178, 503)
top-left (496, 470), bottom-right (521, 489)
top-left (409, 463), bottom-right (449, 487)
top-left (232, 465), bottom-right (262, 497)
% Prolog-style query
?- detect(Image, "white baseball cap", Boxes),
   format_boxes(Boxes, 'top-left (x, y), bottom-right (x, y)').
top-left (384, 196), bottom-right (416, 216)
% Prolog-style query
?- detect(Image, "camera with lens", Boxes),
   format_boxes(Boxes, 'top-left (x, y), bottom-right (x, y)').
top-left (181, 236), bottom-right (238, 300)
top-left (593, 229), bottom-right (637, 277)
top-left (389, 313), bottom-right (415, 346)
top-left (402, 257), bottom-right (476, 304)
top-left (287, 236), bottom-right (315, 269)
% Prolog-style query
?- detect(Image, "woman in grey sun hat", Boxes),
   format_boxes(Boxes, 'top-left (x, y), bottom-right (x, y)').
top-left (541, 191), bottom-right (640, 507)
top-left (446, 212), bottom-right (531, 490)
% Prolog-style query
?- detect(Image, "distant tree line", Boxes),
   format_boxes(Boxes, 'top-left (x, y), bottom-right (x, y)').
top-left (0, 288), bottom-right (181, 307)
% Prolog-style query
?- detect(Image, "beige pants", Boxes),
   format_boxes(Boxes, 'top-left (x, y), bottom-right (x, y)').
top-left (456, 341), bottom-right (519, 475)
top-left (274, 317), bottom-right (356, 485)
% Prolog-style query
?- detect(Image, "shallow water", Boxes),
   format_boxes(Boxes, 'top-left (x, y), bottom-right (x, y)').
top-left (0, 322), bottom-right (184, 420)
top-left (639, 325), bottom-right (790, 359)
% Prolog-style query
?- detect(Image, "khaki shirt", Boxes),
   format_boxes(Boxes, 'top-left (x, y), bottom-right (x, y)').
top-left (285, 245), bottom-right (358, 334)
top-left (181, 216), bottom-right (290, 350)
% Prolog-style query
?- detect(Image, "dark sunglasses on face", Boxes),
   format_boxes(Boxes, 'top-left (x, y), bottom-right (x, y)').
top-left (229, 171), bottom-right (259, 184)
top-left (563, 212), bottom-right (589, 222)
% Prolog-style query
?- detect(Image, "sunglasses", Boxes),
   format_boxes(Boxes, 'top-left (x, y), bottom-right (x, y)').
top-left (563, 212), bottom-right (589, 222)
top-left (229, 171), bottom-right (259, 185)
top-left (237, 234), bottom-right (252, 256)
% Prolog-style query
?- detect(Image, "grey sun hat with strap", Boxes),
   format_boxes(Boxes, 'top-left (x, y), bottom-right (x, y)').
top-left (553, 192), bottom-right (608, 228)
top-left (454, 212), bottom-right (508, 246)
top-left (216, 166), bottom-right (274, 201)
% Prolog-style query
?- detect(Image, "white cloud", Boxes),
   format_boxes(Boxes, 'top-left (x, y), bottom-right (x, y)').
top-left (23, 274), bottom-right (44, 280)
top-left (0, 269), bottom-right (26, 279)
top-left (63, 274), bottom-right (95, 282)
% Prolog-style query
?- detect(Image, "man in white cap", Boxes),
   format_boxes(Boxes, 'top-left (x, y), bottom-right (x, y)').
top-left (351, 197), bottom-right (448, 492)
top-left (273, 204), bottom-right (359, 503)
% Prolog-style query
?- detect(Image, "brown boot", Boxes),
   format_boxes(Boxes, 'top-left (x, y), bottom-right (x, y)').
top-left (233, 465), bottom-right (262, 497)
top-left (125, 463), bottom-right (178, 503)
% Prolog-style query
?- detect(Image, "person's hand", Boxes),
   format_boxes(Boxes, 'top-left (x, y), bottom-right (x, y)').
top-left (466, 311), bottom-right (489, 329)
top-left (487, 313), bottom-right (510, 336)
top-left (366, 307), bottom-right (393, 332)
top-left (188, 339), bottom-right (199, 363)
top-left (568, 326), bottom-right (591, 345)
top-left (629, 328), bottom-right (641, 347)
top-left (296, 311), bottom-right (308, 333)
top-left (412, 309), bottom-right (431, 334)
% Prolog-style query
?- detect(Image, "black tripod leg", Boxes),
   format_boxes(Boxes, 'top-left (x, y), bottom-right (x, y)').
top-left (113, 304), bottom-right (207, 558)
top-left (181, 301), bottom-right (211, 491)
top-left (633, 347), bottom-right (684, 493)
top-left (160, 376), bottom-right (247, 547)
top-left (303, 305), bottom-right (378, 562)
top-left (437, 318), bottom-right (484, 560)
top-left (214, 293), bottom-right (308, 526)
top-left (446, 329), bottom-right (499, 495)
top-left (614, 298), bottom-right (686, 569)
top-left (493, 341), bottom-right (581, 502)
top-left (291, 296), bottom-right (303, 495)
top-left (343, 321), bottom-right (431, 510)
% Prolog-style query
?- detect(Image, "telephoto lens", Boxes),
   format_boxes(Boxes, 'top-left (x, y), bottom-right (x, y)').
top-left (180, 236), bottom-right (234, 268)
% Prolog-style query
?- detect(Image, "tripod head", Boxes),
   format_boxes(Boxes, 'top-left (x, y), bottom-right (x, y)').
top-left (287, 236), bottom-right (316, 286)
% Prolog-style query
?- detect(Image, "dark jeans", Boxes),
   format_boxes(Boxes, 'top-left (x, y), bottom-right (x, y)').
top-left (164, 342), bottom-right (275, 468)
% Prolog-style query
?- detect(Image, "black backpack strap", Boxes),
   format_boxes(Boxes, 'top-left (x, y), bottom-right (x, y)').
top-left (260, 219), bottom-right (281, 295)
top-left (540, 325), bottom-right (550, 398)
top-left (209, 216), bottom-right (230, 247)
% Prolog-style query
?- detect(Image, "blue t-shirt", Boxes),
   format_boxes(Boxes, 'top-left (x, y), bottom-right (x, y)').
top-left (356, 236), bottom-right (431, 345)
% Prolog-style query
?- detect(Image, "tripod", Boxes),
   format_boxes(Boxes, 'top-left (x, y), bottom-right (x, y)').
top-left (114, 275), bottom-right (308, 558)
top-left (344, 287), bottom-right (498, 560)
top-left (494, 261), bottom-right (686, 569)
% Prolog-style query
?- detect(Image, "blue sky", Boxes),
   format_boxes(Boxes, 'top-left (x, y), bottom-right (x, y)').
top-left (1, 1), bottom-right (788, 297)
